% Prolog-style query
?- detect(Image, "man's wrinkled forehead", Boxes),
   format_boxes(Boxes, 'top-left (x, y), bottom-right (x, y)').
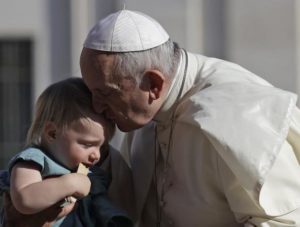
top-left (81, 48), bottom-right (115, 81)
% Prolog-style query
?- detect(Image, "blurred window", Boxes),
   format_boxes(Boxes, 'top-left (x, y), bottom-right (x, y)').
top-left (0, 39), bottom-right (32, 169)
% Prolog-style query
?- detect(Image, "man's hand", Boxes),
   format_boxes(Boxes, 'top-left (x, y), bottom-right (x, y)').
top-left (3, 191), bottom-right (75, 227)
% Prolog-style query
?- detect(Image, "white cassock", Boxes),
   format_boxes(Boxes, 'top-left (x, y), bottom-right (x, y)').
top-left (103, 49), bottom-right (300, 227)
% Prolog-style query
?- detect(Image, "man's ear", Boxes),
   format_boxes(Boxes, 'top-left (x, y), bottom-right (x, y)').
top-left (43, 121), bottom-right (57, 142)
top-left (142, 70), bottom-right (166, 101)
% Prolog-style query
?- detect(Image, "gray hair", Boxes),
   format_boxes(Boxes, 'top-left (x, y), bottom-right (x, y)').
top-left (112, 40), bottom-right (181, 84)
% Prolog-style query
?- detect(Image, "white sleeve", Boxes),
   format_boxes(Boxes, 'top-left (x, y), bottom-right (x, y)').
top-left (218, 137), bottom-right (300, 226)
top-left (245, 215), bottom-right (300, 226)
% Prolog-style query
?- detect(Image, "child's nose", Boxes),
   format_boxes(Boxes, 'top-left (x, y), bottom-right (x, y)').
top-left (89, 151), bottom-right (100, 165)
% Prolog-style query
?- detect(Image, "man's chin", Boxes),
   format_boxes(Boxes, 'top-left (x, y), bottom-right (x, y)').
top-left (117, 124), bottom-right (137, 132)
top-left (116, 122), bottom-right (144, 132)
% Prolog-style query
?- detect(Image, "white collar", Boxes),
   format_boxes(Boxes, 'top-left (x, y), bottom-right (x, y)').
top-left (154, 49), bottom-right (188, 123)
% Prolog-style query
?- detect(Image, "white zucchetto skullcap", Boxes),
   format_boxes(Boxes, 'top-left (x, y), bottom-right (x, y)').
top-left (83, 10), bottom-right (170, 52)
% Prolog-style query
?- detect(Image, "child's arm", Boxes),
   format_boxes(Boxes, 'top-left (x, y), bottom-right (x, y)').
top-left (10, 161), bottom-right (91, 215)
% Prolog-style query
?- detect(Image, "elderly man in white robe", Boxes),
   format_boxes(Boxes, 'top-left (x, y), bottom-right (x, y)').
top-left (3, 9), bottom-right (300, 227)
top-left (80, 10), bottom-right (300, 227)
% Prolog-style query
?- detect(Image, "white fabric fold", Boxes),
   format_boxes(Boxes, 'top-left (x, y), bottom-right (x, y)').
top-left (177, 82), bottom-right (297, 192)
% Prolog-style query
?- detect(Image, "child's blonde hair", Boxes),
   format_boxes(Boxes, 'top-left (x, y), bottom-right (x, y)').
top-left (26, 77), bottom-right (115, 147)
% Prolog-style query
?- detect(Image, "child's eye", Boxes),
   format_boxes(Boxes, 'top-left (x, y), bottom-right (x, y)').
top-left (81, 143), bottom-right (93, 148)
top-left (78, 140), bottom-right (102, 149)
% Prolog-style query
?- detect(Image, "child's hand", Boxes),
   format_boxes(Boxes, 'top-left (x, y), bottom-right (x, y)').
top-left (65, 173), bottom-right (91, 199)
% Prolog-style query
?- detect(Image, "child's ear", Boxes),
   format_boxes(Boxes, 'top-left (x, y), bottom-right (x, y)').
top-left (43, 121), bottom-right (57, 142)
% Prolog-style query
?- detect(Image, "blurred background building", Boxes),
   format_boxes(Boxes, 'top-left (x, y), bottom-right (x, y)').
top-left (0, 0), bottom-right (300, 169)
